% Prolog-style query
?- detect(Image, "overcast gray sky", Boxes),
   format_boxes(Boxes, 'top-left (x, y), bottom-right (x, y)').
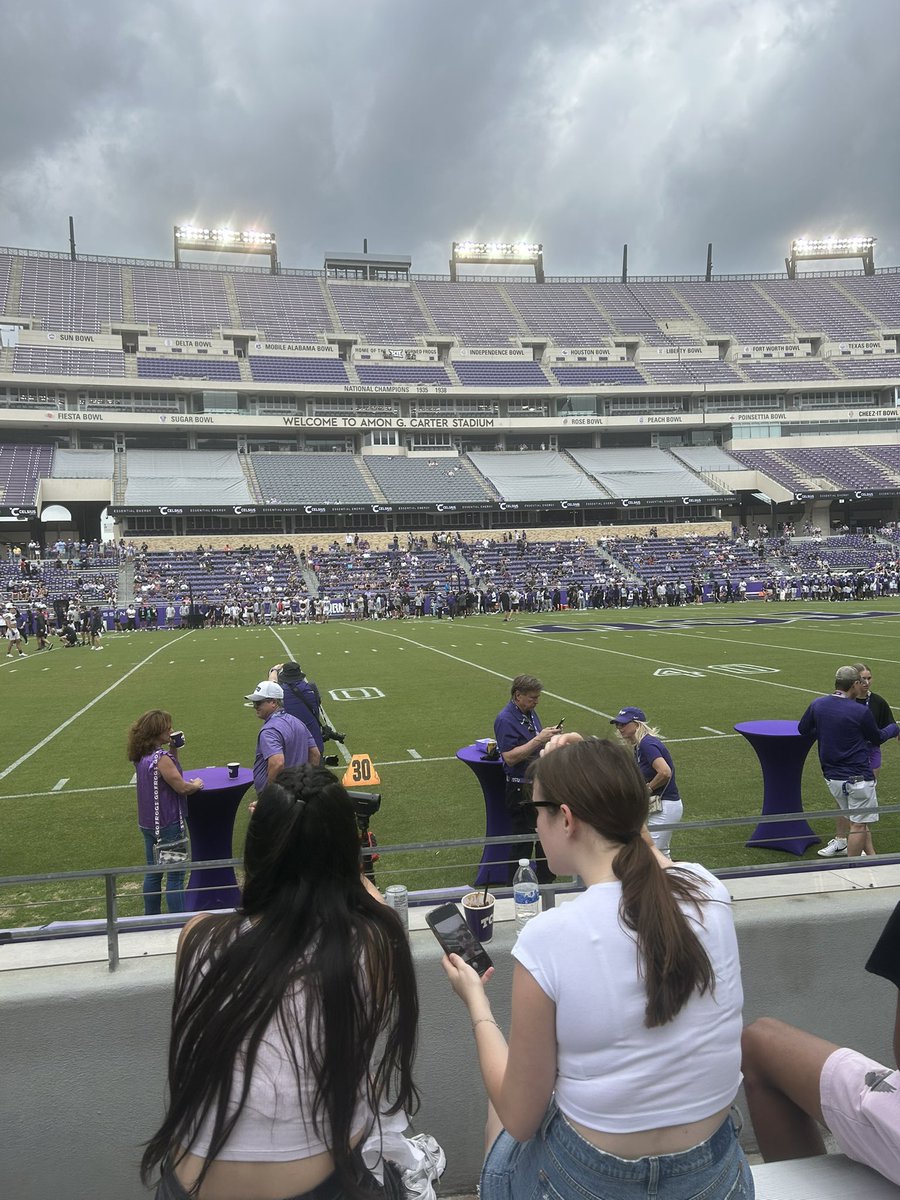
top-left (0, 0), bottom-right (896, 277)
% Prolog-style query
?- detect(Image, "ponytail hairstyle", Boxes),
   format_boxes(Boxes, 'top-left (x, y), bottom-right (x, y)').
top-left (630, 719), bottom-right (662, 748)
top-left (141, 765), bottom-right (419, 1197)
top-left (529, 737), bottom-right (714, 1027)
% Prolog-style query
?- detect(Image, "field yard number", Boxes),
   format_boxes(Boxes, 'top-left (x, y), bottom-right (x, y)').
top-left (653, 664), bottom-right (780, 679)
top-left (708, 664), bottom-right (780, 676)
top-left (654, 669), bottom-right (705, 677)
top-left (342, 754), bottom-right (382, 787)
top-left (328, 687), bottom-right (385, 701)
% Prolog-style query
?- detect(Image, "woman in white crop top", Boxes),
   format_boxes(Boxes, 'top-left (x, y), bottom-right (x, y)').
top-left (142, 765), bottom-right (419, 1200)
top-left (443, 734), bottom-right (754, 1200)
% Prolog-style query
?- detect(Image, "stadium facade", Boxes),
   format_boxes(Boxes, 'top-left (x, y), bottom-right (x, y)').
top-left (2, 242), bottom-right (900, 539)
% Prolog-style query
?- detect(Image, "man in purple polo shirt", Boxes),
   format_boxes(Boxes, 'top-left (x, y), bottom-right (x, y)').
top-left (245, 680), bottom-right (320, 796)
top-left (798, 665), bottom-right (899, 858)
top-left (494, 673), bottom-right (562, 883)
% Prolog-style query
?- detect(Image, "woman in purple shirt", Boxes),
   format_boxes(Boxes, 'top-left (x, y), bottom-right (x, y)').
top-left (127, 710), bottom-right (204, 915)
top-left (611, 706), bottom-right (683, 857)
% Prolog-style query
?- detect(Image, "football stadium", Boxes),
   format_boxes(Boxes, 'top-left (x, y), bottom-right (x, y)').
top-left (5, 227), bottom-right (900, 1197)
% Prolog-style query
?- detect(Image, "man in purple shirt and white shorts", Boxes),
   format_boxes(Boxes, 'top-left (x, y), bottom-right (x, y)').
top-left (798, 665), bottom-right (898, 858)
top-left (245, 680), bottom-right (320, 798)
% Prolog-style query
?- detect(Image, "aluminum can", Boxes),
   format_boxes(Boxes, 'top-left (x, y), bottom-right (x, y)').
top-left (384, 884), bottom-right (409, 930)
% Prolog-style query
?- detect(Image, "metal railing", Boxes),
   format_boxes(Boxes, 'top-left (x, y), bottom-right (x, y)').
top-left (3, 804), bottom-right (900, 970)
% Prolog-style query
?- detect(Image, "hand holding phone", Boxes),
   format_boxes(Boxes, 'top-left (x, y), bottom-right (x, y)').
top-left (426, 903), bottom-right (493, 977)
top-left (555, 717), bottom-right (565, 729)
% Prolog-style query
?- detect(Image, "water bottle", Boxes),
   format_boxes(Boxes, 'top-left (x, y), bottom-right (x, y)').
top-left (513, 859), bottom-right (540, 933)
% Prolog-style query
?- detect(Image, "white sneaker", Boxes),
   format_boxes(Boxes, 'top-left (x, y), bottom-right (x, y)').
top-left (401, 1133), bottom-right (446, 1200)
top-left (818, 837), bottom-right (848, 857)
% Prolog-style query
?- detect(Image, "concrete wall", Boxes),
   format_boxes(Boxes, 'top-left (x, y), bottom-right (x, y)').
top-left (2, 885), bottom-right (898, 1199)
top-left (133, 519), bottom-right (732, 553)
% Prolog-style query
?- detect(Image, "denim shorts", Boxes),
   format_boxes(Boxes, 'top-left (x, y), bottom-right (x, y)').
top-left (480, 1103), bottom-right (754, 1200)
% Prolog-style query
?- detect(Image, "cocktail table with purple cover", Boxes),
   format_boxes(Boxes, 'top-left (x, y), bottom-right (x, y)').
top-left (456, 744), bottom-right (516, 885)
top-left (734, 720), bottom-right (819, 855)
top-left (182, 766), bottom-right (253, 910)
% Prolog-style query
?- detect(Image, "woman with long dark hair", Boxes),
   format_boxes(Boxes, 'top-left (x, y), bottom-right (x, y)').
top-left (142, 765), bottom-right (419, 1200)
top-left (127, 709), bottom-right (204, 916)
top-left (443, 735), bottom-right (752, 1199)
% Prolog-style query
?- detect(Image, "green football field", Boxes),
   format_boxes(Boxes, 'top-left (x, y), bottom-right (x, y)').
top-left (3, 600), bottom-right (900, 925)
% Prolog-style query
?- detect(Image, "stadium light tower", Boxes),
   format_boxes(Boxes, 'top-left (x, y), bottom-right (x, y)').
top-left (786, 235), bottom-right (875, 279)
top-left (450, 240), bottom-right (544, 282)
top-left (174, 225), bottom-right (278, 274)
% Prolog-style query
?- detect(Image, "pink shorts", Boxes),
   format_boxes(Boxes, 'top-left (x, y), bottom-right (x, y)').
top-left (821, 1046), bottom-right (900, 1186)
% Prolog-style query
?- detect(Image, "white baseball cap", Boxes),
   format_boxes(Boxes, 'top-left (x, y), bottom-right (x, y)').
top-left (244, 681), bottom-right (283, 702)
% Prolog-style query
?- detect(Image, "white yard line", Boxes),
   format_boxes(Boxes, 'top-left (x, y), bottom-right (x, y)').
top-left (0, 730), bottom-right (741, 801)
top-left (51, 778), bottom-right (69, 791)
top-left (350, 625), bottom-right (616, 718)
top-left (383, 617), bottom-right (823, 699)
top-left (0, 631), bottom-right (194, 782)
top-left (646, 625), bottom-right (900, 668)
top-left (512, 630), bottom-right (824, 697)
top-left (0, 783), bottom-right (133, 802)
top-left (670, 733), bottom-right (740, 744)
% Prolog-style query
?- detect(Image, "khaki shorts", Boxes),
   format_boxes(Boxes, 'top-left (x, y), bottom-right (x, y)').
top-left (826, 777), bottom-right (878, 824)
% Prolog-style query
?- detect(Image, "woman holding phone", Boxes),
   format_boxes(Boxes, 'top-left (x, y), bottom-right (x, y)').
top-left (442, 735), bottom-right (752, 1199)
top-left (141, 765), bottom-right (419, 1199)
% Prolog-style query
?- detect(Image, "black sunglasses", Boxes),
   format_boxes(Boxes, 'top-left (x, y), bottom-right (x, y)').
top-left (522, 800), bottom-right (561, 821)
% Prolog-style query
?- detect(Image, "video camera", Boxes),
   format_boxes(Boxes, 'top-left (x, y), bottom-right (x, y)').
top-left (351, 790), bottom-right (382, 883)
top-left (351, 790), bottom-right (381, 822)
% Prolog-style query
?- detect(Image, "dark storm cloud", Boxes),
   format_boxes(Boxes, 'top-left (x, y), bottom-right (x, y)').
top-left (0, 0), bottom-right (898, 275)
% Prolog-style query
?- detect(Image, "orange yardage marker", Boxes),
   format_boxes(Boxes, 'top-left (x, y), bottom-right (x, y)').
top-left (342, 754), bottom-right (381, 787)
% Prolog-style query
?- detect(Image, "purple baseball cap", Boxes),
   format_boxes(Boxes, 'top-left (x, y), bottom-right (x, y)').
top-left (610, 706), bottom-right (647, 725)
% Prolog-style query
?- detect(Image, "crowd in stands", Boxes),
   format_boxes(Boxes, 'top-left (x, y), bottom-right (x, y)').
top-left (1, 548), bottom-right (118, 608)
top-left (5, 524), bottom-right (900, 627)
top-left (131, 542), bottom-right (307, 607)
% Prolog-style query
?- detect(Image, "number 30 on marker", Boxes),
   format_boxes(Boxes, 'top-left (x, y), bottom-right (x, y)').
top-left (342, 754), bottom-right (381, 787)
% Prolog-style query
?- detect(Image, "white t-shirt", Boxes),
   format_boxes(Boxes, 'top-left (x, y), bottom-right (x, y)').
top-left (187, 938), bottom-right (372, 1161)
top-left (513, 862), bottom-right (743, 1133)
